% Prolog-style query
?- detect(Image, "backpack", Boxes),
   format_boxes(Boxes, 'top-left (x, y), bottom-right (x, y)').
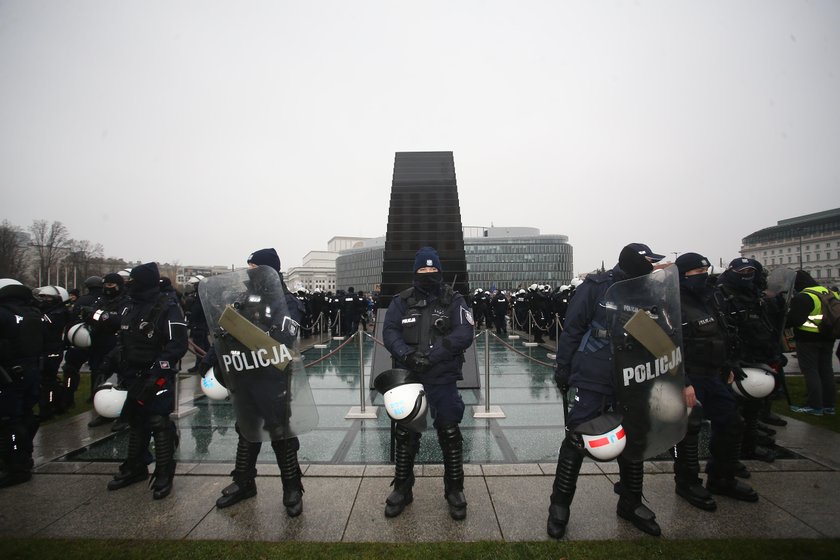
top-left (802, 288), bottom-right (840, 338)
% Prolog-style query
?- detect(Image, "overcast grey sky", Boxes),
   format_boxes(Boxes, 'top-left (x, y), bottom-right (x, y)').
top-left (2, 0), bottom-right (839, 277)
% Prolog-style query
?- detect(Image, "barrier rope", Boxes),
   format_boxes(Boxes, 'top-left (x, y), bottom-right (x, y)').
top-left (487, 330), bottom-right (555, 368)
top-left (303, 331), bottom-right (359, 368)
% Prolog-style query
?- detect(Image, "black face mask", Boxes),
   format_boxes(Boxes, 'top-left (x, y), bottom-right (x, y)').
top-left (681, 273), bottom-right (709, 294)
top-left (414, 272), bottom-right (442, 295)
top-left (738, 273), bottom-right (755, 285)
top-left (103, 286), bottom-right (120, 297)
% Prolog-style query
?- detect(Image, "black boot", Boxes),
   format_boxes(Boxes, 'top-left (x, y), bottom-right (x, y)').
top-left (740, 399), bottom-right (775, 462)
top-left (0, 421), bottom-right (36, 488)
top-left (108, 423), bottom-right (149, 490)
top-left (438, 424), bottom-right (467, 520)
top-left (385, 424), bottom-right (419, 518)
top-left (707, 416), bottom-right (759, 502)
top-left (273, 437), bottom-right (304, 517)
top-left (547, 436), bottom-right (583, 539)
top-left (150, 421), bottom-right (177, 500)
top-left (217, 436), bottom-right (260, 508)
top-left (673, 408), bottom-right (716, 511)
top-left (616, 456), bottom-right (661, 536)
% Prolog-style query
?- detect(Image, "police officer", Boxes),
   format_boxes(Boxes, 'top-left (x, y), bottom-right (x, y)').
top-left (33, 286), bottom-right (71, 419)
top-left (547, 243), bottom-right (665, 539)
top-left (382, 246), bottom-right (474, 520)
top-left (0, 279), bottom-right (46, 487)
top-left (672, 252), bottom-right (758, 511)
top-left (471, 288), bottom-right (488, 329)
top-left (512, 289), bottom-right (529, 332)
top-left (185, 280), bottom-right (210, 373)
top-left (490, 290), bottom-right (509, 335)
top-left (716, 258), bottom-right (781, 462)
top-left (78, 272), bottom-right (130, 428)
top-left (102, 262), bottom-right (188, 500)
top-left (197, 248), bottom-right (308, 517)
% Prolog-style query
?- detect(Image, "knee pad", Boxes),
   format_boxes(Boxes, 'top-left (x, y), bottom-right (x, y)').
top-left (148, 414), bottom-right (172, 433)
top-left (686, 404), bottom-right (704, 434)
top-left (437, 423), bottom-right (462, 445)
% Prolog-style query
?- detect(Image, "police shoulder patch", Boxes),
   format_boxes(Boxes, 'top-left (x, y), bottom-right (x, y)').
top-left (461, 307), bottom-right (474, 326)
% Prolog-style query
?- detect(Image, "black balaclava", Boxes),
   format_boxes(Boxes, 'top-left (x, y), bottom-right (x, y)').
top-left (102, 272), bottom-right (124, 298)
top-left (129, 262), bottom-right (161, 302)
top-left (618, 245), bottom-right (653, 279)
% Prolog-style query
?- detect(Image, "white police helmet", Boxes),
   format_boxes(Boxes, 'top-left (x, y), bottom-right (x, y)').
top-left (188, 274), bottom-right (206, 285)
top-left (374, 369), bottom-right (427, 432)
top-left (35, 285), bottom-right (71, 303)
top-left (93, 383), bottom-right (127, 418)
top-left (200, 368), bottom-right (230, 401)
top-left (570, 278), bottom-right (583, 288)
top-left (574, 412), bottom-right (626, 461)
top-left (732, 365), bottom-right (776, 399)
top-left (67, 323), bottom-right (92, 348)
top-left (0, 278), bottom-right (31, 300)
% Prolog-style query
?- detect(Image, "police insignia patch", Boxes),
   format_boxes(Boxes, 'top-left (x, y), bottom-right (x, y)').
top-left (461, 307), bottom-right (474, 326)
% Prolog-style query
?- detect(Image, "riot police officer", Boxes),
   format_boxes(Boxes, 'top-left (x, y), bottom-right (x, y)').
top-left (382, 246), bottom-right (474, 520)
top-left (672, 252), bottom-right (758, 511)
top-left (0, 278), bottom-right (46, 487)
top-left (548, 243), bottom-right (667, 539)
top-left (101, 262), bottom-right (188, 500)
top-left (32, 285), bottom-right (71, 419)
top-left (197, 248), bottom-right (309, 517)
top-left (490, 290), bottom-right (509, 335)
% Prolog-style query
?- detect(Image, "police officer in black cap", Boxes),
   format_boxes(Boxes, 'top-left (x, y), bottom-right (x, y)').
top-left (672, 252), bottom-right (758, 511)
top-left (548, 243), bottom-right (665, 539)
top-left (382, 246), bottom-right (475, 520)
top-left (0, 278), bottom-right (46, 487)
top-left (197, 248), bottom-right (308, 517)
top-left (101, 262), bottom-right (188, 499)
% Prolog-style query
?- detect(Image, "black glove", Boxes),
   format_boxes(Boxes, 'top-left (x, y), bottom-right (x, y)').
top-left (733, 366), bottom-right (747, 382)
top-left (554, 365), bottom-right (570, 392)
top-left (405, 352), bottom-right (432, 373)
top-left (196, 361), bottom-right (212, 377)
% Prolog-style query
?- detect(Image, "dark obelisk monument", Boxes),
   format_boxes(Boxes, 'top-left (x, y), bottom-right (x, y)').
top-left (371, 151), bottom-right (480, 388)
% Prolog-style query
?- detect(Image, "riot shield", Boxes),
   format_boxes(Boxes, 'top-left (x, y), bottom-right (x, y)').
top-left (605, 264), bottom-right (687, 461)
top-left (199, 266), bottom-right (318, 442)
top-left (765, 267), bottom-right (797, 340)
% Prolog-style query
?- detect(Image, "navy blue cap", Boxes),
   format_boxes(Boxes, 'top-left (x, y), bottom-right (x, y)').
top-left (625, 243), bottom-right (665, 263)
top-left (675, 252), bottom-right (710, 275)
top-left (728, 257), bottom-right (757, 272)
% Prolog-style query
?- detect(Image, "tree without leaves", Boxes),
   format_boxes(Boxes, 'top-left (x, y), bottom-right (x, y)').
top-left (0, 220), bottom-right (30, 281)
top-left (29, 219), bottom-right (70, 285)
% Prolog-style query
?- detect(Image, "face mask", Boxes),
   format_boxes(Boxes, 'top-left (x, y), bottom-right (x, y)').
top-left (414, 272), bottom-right (442, 294)
top-left (682, 273), bottom-right (709, 293)
top-left (103, 286), bottom-right (120, 297)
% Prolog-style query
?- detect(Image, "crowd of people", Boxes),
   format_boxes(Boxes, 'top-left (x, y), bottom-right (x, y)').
top-left (1, 243), bottom-right (838, 539)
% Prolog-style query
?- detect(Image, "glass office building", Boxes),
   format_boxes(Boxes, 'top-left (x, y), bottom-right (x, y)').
top-left (336, 228), bottom-right (573, 293)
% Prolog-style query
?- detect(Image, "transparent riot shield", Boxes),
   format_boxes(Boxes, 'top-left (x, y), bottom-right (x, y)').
top-left (765, 267), bottom-right (797, 339)
top-left (199, 266), bottom-right (318, 442)
top-left (605, 264), bottom-right (687, 461)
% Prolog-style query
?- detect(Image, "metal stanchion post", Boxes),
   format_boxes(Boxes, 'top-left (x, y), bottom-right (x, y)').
top-left (346, 327), bottom-right (378, 419)
top-left (523, 310), bottom-right (538, 347)
top-left (333, 310), bottom-right (345, 340)
top-left (314, 312), bottom-right (328, 349)
top-left (547, 313), bottom-right (559, 360)
top-left (170, 371), bottom-right (198, 419)
top-left (473, 328), bottom-right (505, 419)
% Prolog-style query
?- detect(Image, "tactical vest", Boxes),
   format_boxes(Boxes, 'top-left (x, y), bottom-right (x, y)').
top-left (718, 285), bottom-right (776, 362)
top-left (120, 295), bottom-right (169, 367)
top-left (398, 286), bottom-right (454, 353)
top-left (681, 294), bottom-right (729, 376)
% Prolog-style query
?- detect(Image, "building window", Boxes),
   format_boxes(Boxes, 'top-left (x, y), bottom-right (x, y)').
top-left (816, 254), bottom-right (820, 261)
top-left (806, 255), bottom-right (810, 262)
top-left (816, 243), bottom-right (820, 249)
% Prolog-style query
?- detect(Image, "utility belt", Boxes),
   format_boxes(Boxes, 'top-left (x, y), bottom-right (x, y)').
top-left (578, 322), bottom-right (610, 353)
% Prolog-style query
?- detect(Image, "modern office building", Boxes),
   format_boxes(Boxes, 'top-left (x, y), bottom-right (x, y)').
top-left (284, 236), bottom-right (372, 292)
top-left (740, 207), bottom-right (840, 285)
top-left (336, 226), bottom-right (574, 294)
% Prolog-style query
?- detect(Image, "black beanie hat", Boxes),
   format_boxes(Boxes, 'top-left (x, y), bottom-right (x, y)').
top-left (413, 246), bottom-right (442, 272)
top-left (129, 262), bottom-right (160, 289)
top-left (247, 248), bottom-right (281, 272)
top-left (675, 252), bottom-right (710, 276)
top-left (103, 272), bottom-right (125, 287)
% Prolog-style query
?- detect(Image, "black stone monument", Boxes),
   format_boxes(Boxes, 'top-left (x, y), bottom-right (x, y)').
top-left (371, 151), bottom-right (480, 389)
